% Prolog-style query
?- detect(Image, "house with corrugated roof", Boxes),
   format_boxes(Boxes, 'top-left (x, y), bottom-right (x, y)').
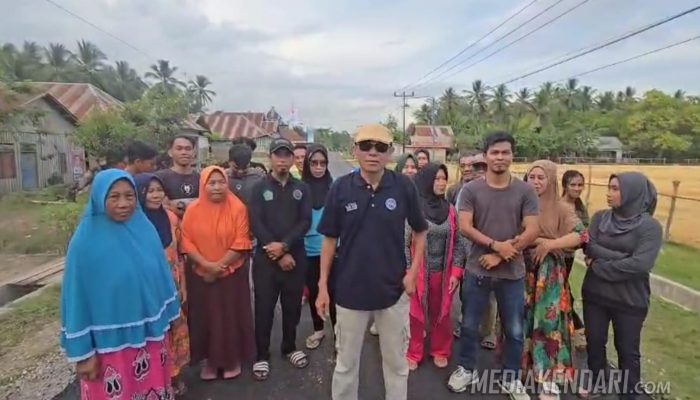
top-left (198, 107), bottom-right (286, 160)
top-left (595, 136), bottom-right (625, 162)
top-left (0, 82), bottom-right (208, 194)
top-left (401, 124), bottom-right (455, 162)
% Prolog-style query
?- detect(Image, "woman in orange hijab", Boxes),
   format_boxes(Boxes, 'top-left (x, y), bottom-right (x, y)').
top-left (181, 166), bottom-right (254, 381)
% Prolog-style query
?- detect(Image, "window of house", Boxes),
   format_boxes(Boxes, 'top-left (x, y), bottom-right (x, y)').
top-left (0, 144), bottom-right (17, 179)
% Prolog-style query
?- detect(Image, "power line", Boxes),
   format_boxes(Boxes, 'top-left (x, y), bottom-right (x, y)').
top-left (497, 4), bottom-right (700, 85)
top-left (42, 0), bottom-right (154, 60)
top-left (399, 0), bottom-right (540, 91)
top-left (437, 0), bottom-right (591, 85)
top-left (411, 0), bottom-right (567, 91)
top-left (562, 34), bottom-right (700, 81)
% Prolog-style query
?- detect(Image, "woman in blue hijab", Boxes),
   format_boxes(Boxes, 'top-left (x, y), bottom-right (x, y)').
top-left (60, 169), bottom-right (180, 399)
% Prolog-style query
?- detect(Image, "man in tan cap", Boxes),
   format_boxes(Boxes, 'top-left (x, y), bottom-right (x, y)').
top-left (316, 123), bottom-right (428, 400)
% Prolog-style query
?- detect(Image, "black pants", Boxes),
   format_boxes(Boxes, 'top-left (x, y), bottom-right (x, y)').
top-left (583, 299), bottom-right (647, 399)
top-left (564, 256), bottom-right (584, 329)
top-left (253, 250), bottom-right (307, 361)
top-left (305, 256), bottom-right (336, 332)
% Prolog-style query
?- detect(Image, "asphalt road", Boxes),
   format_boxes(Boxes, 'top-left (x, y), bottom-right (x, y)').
top-left (54, 155), bottom-right (635, 399)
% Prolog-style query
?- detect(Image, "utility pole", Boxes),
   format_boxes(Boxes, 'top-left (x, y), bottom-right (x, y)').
top-left (393, 91), bottom-right (415, 153)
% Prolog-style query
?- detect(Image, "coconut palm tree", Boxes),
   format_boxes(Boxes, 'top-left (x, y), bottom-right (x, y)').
top-left (562, 78), bottom-right (580, 110)
top-left (515, 87), bottom-right (536, 114)
top-left (44, 43), bottom-right (73, 80)
top-left (413, 103), bottom-right (433, 124)
top-left (596, 91), bottom-right (616, 111)
top-left (580, 86), bottom-right (596, 111)
top-left (187, 74), bottom-right (216, 112)
top-left (491, 84), bottom-right (511, 123)
top-left (73, 40), bottom-right (106, 75)
top-left (464, 79), bottom-right (491, 117)
top-left (145, 59), bottom-right (185, 93)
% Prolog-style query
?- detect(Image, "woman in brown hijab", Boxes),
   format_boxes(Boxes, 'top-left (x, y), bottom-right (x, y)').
top-left (523, 160), bottom-right (588, 400)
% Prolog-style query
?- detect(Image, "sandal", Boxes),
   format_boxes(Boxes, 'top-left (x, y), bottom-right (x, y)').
top-left (199, 365), bottom-right (217, 381)
top-left (305, 332), bottom-right (325, 350)
top-left (480, 333), bottom-right (497, 350)
top-left (433, 357), bottom-right (448, 369)
top-left (252, 361), bottom-right (270, 381)
top-left (287, 350), bottom-right (309, 369)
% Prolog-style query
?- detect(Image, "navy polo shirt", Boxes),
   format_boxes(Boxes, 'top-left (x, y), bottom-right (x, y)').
top-left (317, 169), bottom-right (428, 311)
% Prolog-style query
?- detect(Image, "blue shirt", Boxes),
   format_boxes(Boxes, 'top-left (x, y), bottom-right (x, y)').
top-left (304, 207), bottom-right (324, 257)
top-left (317, 169), bottom-right (428, 310)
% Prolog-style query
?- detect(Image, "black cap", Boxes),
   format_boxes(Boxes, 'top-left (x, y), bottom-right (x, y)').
top-left (269, 137), bottom-right (294, 155)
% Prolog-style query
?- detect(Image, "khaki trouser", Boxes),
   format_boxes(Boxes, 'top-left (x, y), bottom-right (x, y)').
top-left (332, 294), bottom-right (410, 400)
top-left (452, 289), bottom-right (498, 337)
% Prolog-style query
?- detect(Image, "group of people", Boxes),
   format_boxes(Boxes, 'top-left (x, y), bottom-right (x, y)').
top-left (60, 125), bottom-right (662, 400)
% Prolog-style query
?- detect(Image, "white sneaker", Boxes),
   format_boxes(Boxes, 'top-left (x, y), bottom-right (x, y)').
top-left (447, 366), bottom-right (478, 393)
top-left (369, 322), bottom-right (378, 336)
top-left (499, 379), bottom-right (531, 400)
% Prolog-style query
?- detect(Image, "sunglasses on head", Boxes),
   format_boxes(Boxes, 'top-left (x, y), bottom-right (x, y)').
top-left (357, 140), bottom-right (390, 153)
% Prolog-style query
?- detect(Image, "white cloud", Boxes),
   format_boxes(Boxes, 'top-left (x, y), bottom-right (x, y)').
top-left (1, 0), bottom-right (699, 131)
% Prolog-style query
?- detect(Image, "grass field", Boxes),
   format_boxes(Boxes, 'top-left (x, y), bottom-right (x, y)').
top-left (569, 265), bottom-right (700, 400)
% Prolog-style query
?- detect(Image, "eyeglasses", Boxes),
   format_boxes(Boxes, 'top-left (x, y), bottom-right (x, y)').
top-left (357, 140), bottom-right (390, 153)
top-left (310, 160), bottom-right (327, 167)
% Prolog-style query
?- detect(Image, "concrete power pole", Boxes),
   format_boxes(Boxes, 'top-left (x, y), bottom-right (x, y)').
top-left (393, 91), bottom-right (415, 153)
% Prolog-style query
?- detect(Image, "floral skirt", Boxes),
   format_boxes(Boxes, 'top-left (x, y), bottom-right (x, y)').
top-left (80, 339), bottom-right (173, 400)
top-left (522, 252), bottom-right (575, 384)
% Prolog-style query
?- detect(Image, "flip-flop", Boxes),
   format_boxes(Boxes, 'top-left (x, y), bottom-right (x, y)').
top-left (252, 361), bottom-right (270, 381)
top-left (433, 357), bottom-right (448, 369)
top-left (480, 334), bottom-right (497, 350)
top-left (288, 350), bottom-right (309, 369)
top-left (305, 333), bottom-right (325, 350)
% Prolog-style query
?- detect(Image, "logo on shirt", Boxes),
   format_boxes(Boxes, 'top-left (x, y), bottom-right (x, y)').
top-left (385, 198), bottom-right (397, 211)
top-left (263, 190), bottom-right (274, 201)
top-left (345, 202), bottom-right (358, 212)
top-left (293, 189), bottom-right (303, 200)
top-left (181, 183), bottom-right (194, 196)
top-left (235, 183), bottom-right (242, 191)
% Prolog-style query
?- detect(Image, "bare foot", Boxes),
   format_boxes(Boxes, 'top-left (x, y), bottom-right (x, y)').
top-left (407, 359), bottom-right (418, 371)
top-left (433, 357), bottom-right (448, 368)
top-left (200, 365), bottom-right (217, 381)
top-left (223, 364), bottom-right (242, 380)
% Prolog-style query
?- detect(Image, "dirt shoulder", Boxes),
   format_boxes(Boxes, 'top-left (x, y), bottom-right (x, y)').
top-left (0, 284), bottom-right (74, 400)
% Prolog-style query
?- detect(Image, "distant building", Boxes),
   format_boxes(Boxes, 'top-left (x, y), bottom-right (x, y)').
top-left (595, 136), bottom-right (625, 162)
top-left (398, 124), bottom-right (455, 162)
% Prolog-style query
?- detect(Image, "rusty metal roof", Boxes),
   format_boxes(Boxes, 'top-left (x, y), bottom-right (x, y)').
top-left (26, 82), bottom-right (122, 123)
top-left (279, 126), bottom-right (305, 143)
top-left (198, 112), bottom-right (270, 139)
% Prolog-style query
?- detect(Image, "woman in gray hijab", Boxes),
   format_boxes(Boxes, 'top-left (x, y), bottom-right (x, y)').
top-left (582, 172), bottom-right (662, 400)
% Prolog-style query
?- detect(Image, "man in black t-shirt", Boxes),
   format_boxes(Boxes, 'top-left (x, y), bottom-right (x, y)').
top-left (155, 135), bottom-right (200, 218)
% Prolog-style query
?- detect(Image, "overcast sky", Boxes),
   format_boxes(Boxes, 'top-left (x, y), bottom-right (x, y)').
top-left (2, 0), bottom-right (699, 131)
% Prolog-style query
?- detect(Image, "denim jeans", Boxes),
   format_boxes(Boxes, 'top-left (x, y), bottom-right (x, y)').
top-left (458, 272), bottom-right (524, 381)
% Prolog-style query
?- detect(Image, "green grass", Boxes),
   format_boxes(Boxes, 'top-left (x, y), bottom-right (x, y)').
top-left (0, 187), bottom-right (84, 255)
top-left (570, 265), bottom-right (700, 400)
top-left (653, 243), bottom-right (700, 291)
top-left (0, 284), bottom-right (61, 358)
